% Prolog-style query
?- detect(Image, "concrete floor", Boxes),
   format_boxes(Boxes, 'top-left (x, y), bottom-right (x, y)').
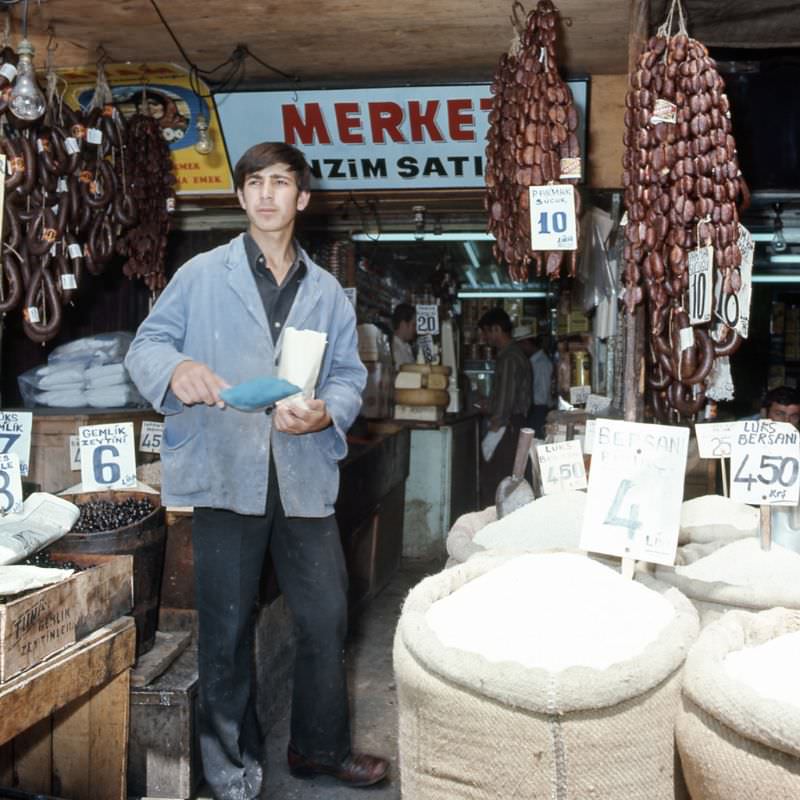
top-left (195, 558), bottom-right (442, 800)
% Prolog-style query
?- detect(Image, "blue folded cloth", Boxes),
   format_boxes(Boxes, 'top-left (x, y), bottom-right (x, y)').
top-left (220, 377), bottom-right (301, 411)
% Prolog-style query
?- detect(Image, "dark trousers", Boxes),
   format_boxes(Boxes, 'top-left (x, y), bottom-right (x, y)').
top-left (192, 462), bottom-right (351, 800)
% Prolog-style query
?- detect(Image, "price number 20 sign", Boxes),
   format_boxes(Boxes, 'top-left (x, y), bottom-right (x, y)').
top-left (730, 420), bottom-right (800, 507)
top-left (78, 422), bottom-right (137, 492)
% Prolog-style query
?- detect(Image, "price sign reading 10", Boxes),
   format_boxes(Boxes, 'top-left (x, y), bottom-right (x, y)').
top-left (78, 422), bottom-right (137, 492)
top-left (529, 184), bottom-right (578, 251)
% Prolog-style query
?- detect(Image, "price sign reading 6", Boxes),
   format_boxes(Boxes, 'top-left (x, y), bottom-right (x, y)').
top-left (93, 445), bottom-right (122, 485)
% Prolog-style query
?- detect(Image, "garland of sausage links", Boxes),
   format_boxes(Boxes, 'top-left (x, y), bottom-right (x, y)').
top-left (0, 48), bottom-right (176, 343)
top-left (622, 2), bottom-right (750, 421)
top-left (485, 0), bottom-right (582, 283)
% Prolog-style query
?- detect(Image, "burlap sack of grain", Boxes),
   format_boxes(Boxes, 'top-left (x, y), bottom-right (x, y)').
top-left (678, 494), bottom-right (759, 545)
top-left (676, 607), bottom-right (800, 800)
top-left (394, 552), bottom-right (698, 799)
top-left (445, 491), bottom-right (586, 566)
top-left (655, 540), bottom-right (800, 627)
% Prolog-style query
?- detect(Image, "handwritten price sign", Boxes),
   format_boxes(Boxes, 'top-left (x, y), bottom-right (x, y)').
top-left (0, 411), bottom-right (32, 476)
top-left (580, 419), bottom-right (688, 566)
top-left (730, 420), bottom-right (800, 506)
top-left (0, 453), bottom-right (23, 514)
top-left (78, 422), bottom-right (137, 491)
top-left (536, 440), bottom-right (587, 494)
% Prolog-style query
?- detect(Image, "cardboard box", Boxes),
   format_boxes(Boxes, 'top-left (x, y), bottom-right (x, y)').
top-left (0, 553), bottom-right (133, 683)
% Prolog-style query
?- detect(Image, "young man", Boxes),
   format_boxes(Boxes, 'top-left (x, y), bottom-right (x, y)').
top-left (477, 308), bottom-right (533, 508)
top-left (517, 333), bottom-right (553, 439)
top-left (125, 142), bottom-right (388, 799)
top-left (762, 385), bottom-right (800, 428)
top-left (391, 302), bottom-right (417, 367)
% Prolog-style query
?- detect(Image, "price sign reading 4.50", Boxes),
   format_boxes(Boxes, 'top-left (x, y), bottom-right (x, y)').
top-left (139, 421), bottom-right (164, 454)
top-left (78, 422), bottom-right (137, 492)
top-left (0, 453), bottom-right (23, 515)
top-left (536, 440), bottom-right (587, 495)
top-left (0, 411), bottom-right (32, 476)
top-left (730, 420), bottom-right (800, 506)
top-left (580, 419), bottom-right (689, 566)
top-left (529, 184), bottom-right (577, 251)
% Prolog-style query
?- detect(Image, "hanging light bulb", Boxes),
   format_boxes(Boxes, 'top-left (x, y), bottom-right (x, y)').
top-left (9, 39), bottom-right (45, 123)
top-left (194, 113), bottom-right (213, 155)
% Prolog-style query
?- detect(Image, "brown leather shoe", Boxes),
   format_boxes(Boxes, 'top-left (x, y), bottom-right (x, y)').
top-left (287, 744), bottom-right (389, 787)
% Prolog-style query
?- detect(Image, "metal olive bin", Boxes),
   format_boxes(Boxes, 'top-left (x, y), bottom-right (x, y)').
top-left (51, 491), bottom-right (166, 656)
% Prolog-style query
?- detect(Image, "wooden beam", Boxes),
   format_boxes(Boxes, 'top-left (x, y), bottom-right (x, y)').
top-left (623, 0), bottom-right (649, 423)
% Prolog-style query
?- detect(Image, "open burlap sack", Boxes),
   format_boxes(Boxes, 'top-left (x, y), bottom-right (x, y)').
top-left (394, 553), bottom-right (698, 799)
top-left (445, 491), bottom-right (587, 566)
top-left (655, 541), bottom-right (800, 627)
top-left (678, 494), bottom-right (759, 545)
top-left (676, 607), bottom-right (800, 800)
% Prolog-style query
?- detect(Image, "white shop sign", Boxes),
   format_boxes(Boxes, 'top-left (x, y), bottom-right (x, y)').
top-left (0, 453), bottom-right (23, 515)
top-left (695, 421), bottom-right (738, 459)
top-left (580, 419), bottom-right (689, 566)
top-left (536, 440), bottom-right (587, 494)
top-left (730, 420), bottom-right (800, 507)
top-left (215, 82), bottom-right (587, 190)
top-left (78, 422), bottom-right (137, 491)
top-left (0, 411), bottom-right (32, 476)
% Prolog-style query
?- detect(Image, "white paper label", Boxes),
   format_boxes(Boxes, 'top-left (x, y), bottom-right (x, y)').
top-left (735, 224), bottom-right (753, 339)
top-left (0, 63), bottom-right (17, 83)
top-left (86, 127), bottom-right (103, 144)
top-left (67, 242), bottom-right (82, 259)
top-left (139, 421), bottom-right (164, 454)
top-left (343, 287), bottom-right (357, 308)
top-left (35, 138), bottom-right (44, 153)
top-left (166, 197), bottom-right (176, 212)
top-left (695, 420), bottom-right (737, 459)
top-left (60, 273), bottom-right (77, 290)
top-left (0, 453), bottom-right (23, 514)
top-left (688, 246), bottom-right (713, 325)
top-left (730, 420), bottom-right (800, 506)
top-left (0, 411), bottom-right (33, 477)
top-left (25, 306), bottom-right (40, 324)
top-left (415, 304), bottom-right (439, 336)
top-left (64, 137), bottom-right (80, 155)
top-left (559, 157), bottom-right (582, 180)
top-left (650, 97), bottom-right (677, 124)
top-left (585, 394), bottom-right (611, 415)
top-left (679, 327), bottom-right (695, 351)
top-left (68, 435), bottom-right (81, 471)
top-left (569, 385), bottom-right (591, 405)
top-left (78, 422), bottom-right (137, 491)
top-left (417, 333), bottom-right (435, 363)
top-left (580, 419), bottom-right (689, 566)
top-left (537, 440), bottom-right (587, 494)
top-left (529, 184), bottom-right (578, 251)
top-left (57, 177), bottom-right (68, 193)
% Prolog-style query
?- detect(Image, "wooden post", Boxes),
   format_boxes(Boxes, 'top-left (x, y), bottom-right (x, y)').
top-left (623, 0), bottom-right (650, 423)
top-left (760, 505), bottom-right (772, 551)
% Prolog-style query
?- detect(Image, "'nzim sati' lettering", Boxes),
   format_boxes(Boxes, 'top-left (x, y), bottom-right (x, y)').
top-left (281, 98), bottom-right (493, 146)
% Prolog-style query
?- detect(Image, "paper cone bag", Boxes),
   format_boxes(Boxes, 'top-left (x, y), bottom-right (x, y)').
top-left (277, 327), bottom-right (328, 401)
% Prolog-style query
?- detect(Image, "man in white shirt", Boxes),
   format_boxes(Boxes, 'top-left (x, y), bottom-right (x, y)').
top-left (391, 303), bottom-right (416, 367)
top-left (518, 333), bottom-right (553, 438)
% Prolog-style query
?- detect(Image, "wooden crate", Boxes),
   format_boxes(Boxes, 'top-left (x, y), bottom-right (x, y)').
top-left (0, 554), bottom-right (132, 684)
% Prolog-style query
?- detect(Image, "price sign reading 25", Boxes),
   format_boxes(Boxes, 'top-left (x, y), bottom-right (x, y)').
top-left (78, 422), bottom-right (137, 492)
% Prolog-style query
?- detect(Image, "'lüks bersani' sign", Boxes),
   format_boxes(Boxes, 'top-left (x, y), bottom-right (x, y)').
top-left (216, 84), bottom-right (587, 191)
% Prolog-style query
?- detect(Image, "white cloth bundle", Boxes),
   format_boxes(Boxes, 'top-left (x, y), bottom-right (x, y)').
top-left (86, 383), bottom-right (143, 408)
top-left (36, 367), bottom-right (86, 389)
top-left (277, 327), bottom-right (328, 401)
top-left (35, 388), bottom-right (87, 407)
top-left (85, 362), bottom-right (129, 389)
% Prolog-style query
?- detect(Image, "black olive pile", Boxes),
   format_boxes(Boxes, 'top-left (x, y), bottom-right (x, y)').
top-left (72, 497), bottom-right (156, 533)
top-left (23, 549), bottom-right (82, 571)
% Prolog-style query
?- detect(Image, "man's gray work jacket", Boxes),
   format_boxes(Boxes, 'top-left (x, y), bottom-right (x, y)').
top-left (124, 234), bottom-right (367, 517)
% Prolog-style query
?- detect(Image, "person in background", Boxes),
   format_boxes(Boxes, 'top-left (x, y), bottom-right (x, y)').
top-left (391, 303), bottom-right (417, 367)
top-left (517, 332), bottom-right (553, 439)
top-left (763, 386), bottom-right (800, 553)
top-left (762, 385), bottom-right (800, 428)
top-left (125, 141), bottom-right (388, 799)
top-left (477, 307), bottom-right (533, 508)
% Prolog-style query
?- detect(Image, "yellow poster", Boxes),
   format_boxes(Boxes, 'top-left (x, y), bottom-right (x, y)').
top-left (58, 62), bottom-right (233, 196)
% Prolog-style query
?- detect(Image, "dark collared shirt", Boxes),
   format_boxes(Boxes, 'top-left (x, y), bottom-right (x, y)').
top-left (490, 340), bottom-right (533, 427)
top-left (244, 233), bottom-right (307, 344)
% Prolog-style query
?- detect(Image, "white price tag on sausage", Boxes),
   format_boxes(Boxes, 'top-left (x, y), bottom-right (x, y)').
top-left (537, 440), bottom-right (587, 494)
top-left (0, 411), bottom-right (32, 476)
top-left (735, 224), bottom-right (753, 339)
top-left (79, 422), bottom-right (137, 491)
top-left (415, 304), bottom-right (439, 336)
top-left (688, 246), bottom-right (713, 325)
top-left (0, 453), bottom-right (23, 515)
top-left (730, 420), bottom-right (800, 506)
top-left (61, 273), bottom-right (77, 291)
top-left (580, 419), bottom-right (689, 566)
top-left (139, 421), bottom-right (164, 454)
top-left (695, 421), bottom-right (737, 459)
top-left (86, 127), bottom-right (103, 144)
top-left (529, 184), bottom-right (577, 251)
